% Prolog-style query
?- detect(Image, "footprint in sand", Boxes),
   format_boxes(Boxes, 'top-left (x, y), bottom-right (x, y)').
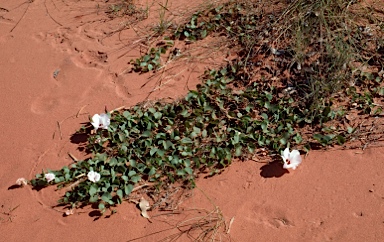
top-left (34, 25), bottom-right (110, 70)
top-left (240, 202), bottom-right (294, 229)
top-left (30, 95), bottom-right (62, 115)
top-left (30, 58), bottom-right (103, 114)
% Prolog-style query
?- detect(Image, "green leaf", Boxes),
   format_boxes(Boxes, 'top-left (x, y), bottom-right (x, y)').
top-left (279, 137), bottom-right (287, 145)
top-left (181, 137), bottom-right (193, 144)
top-left (293, 133), bottom-right (302, 144)
top-left (148, 167), bottom-right (156, 176)
top-left (154, 112), bottom-right (162, 119)
top-left (201, 29), bottom-right (207, 38)
top-left (261, 113), bottom-right (268, 120)
top-left (193, 127), bottom-right (201, 134)
top-left (181, 109), bottom-right (190, 117)
top-left (337, 135), bottom-right (346, 145)
top-left (164, 140), bottom-right (174, 150)
top-left (190, 132), bottom-right (198, 138)
top-left (128, 170), bottom-right (136, 177)
top-left (123, 111), bottom-right (131, 118)
top-left (347, 126), bottom-right (354, 134)
top-left (142, 130), bottom-right (152, 138)
top-left (116, 189), bottom-right (123, 199)
top-left (124, 184), bottom-right (133, 195)
top-left (89, 195), bottom-right (98, 203)
top-left (143, 55), bottom-right (151, 62)
top-left (98, 203), bottom-right (105, 211)
top-left (89, 184), bottom-right (98, 197)
top-left (235, 145), bottom-right (242, 157)
top-left (150, 147), bottom-right (158, 156)
top-left (177, 169), bottom-right (186, 176)
top-left (157, 149), bottom-right (165, 157)
top-left (232, 136), bottom-right (239, 146)
top-left (265, 92), bottom-right (273, 101)
top-left (131, 175), bottom-right (141, 183)
top-left (148, 63), bottom-right (153, 71)
top-left (101, 192), bottom-right (112, 204)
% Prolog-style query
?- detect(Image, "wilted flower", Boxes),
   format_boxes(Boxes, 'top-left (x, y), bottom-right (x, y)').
top-left (65, 209), bottom-right (74, 216)
top-left (45, 173), bottom-right (56, 182)
top-left (16, 178), bottom-right (28, 187)
top-left (87, 171), bottom-right (101, 183)
top-left (281, 148), bottom-right (302, 170)
top-left (91, 113), bottom-right (110, 130)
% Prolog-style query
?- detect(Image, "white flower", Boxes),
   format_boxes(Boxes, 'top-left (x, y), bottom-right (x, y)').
top-left (87, 171), bottom-right (101, 183)
top-left (16, 177), bottom-right (28, 186)
top-left (91, 113), bottom-right (110, 130)
top-left (45, 173), bottom-right (56, 182)
top-left (65, 209), bottom-right (74, 216)
top-left (281, 148), bottom-right (302, 170)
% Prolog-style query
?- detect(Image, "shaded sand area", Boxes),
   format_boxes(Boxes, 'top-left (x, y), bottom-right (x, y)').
top-left (1, 0), bottom-right (384, 241)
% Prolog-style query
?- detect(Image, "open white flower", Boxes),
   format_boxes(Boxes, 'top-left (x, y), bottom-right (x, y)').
top-left (281, 148), bottom-right (302, 170)
top-left (45, 173), bottom-right (56, 182)
top-left (87, 171), bottom-right (101, 183)
top-left (16, 177), bottom-right (28, 187)
top-left (91, 113), bottom-right (110, 130)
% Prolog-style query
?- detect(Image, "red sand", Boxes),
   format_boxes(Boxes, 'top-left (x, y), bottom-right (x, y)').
top-left (1, 1), bottom-right (384, 241)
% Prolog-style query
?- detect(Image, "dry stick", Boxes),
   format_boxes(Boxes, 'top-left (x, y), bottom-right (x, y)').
top-left (37, 201), bottom-right (63, 214)
top-left (44, 0), bottom-right (63, 26)
top-left (110, 105), bottom-right (126, 114)
top-left (226, 216), bottom-right (235, 234)
top-left (56, 121), bottom-right (64, 140)
top-left (49, 0), bottom-right (59, 11)
top-left (56, 110), bottom-right (88, 141)
top-left (10, 1), bottom-right (31, 32)
top-left (65, 176), bottom-right (86, 191)
top-left (132, 183), bottom-right (150, 193)
top-left (68, 152), bottom-right (78, 162)
top-left (76, 104), bottom-right (88, 118)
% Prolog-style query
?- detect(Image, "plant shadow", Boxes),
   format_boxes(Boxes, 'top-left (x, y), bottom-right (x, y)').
top-left (7, 185), bottom-right (22, 190)
top-left (260, 160), bottom-right (289, 178)
top-left (69, 124), bottom-right (92, 154)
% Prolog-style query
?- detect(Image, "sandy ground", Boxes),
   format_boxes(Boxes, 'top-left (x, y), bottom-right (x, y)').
top-left (1, 0), bottom-right (384, 241)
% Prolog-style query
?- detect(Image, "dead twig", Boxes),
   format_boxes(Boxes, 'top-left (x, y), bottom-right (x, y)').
top-left (10, 0), bottom-right (33, 32)
top-left (68, 152), bottom-right (79, 162)
top-left (44, 0), bottom-right (62, 26)
top-left (57, 121), bottom-right (63, 140)
top-left (76, 104), bottom-right (88, 118)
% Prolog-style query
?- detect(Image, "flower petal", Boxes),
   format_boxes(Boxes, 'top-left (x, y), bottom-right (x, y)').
top-left (281, 155), bottom-right (287, 164)
top-left (99, 113), bottom-right (110, 129)
top-left (87, 171), bottom-right (100, 183)
top-left (283, 163), bottom-right (298, 170)
top-left (91, 114), bottom-right (101, 130)
top-left (290, 150), bottom-right (302, 165)
top-left (45, 173), bottom-right (56, 182)
top-left (94, 172), bottom-right (101, 182)
top-left (282, 147), bottom-right (290, 159)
